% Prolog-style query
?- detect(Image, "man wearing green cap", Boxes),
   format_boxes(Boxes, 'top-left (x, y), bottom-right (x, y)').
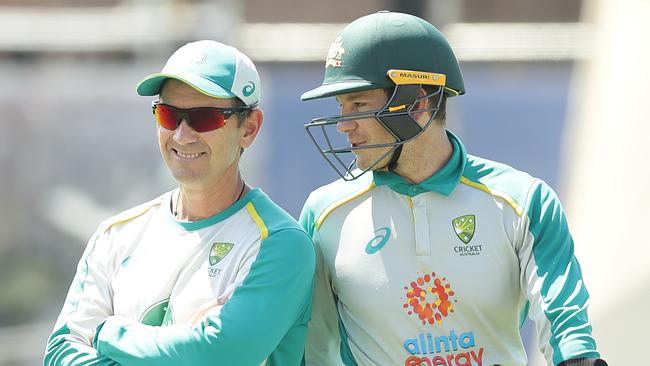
top-left (300, 11), bottom-right (606, 366)
top-left (44, 40), bottom-right (315, 366)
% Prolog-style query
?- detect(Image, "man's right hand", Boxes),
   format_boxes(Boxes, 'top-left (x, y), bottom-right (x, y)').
top-left (189, 297), bottom-right (228, 326)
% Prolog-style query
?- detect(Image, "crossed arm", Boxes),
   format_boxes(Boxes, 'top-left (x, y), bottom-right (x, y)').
top-left (45, 229), bottom-right (315, 366)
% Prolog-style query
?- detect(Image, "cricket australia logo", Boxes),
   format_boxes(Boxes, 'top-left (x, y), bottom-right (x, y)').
top-left (452, 215), bottom-right (475, 244)
top-left (325, 36), bottom-right (345, 68)
top-left (208, 242), bottom-right (234, 277)
top-left (209, 242), bottom-right (234, 266)
top-left (452, 215), bottom-right (483, 257)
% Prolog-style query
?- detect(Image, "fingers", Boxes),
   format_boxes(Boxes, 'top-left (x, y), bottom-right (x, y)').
top-left (189, 297), bottom-right (229, 326)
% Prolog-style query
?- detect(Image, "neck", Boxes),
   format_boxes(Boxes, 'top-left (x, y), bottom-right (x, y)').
top-left (173, 170), bottom-right (248, 221)
top-left (392, 127), bottom-right (453, 184)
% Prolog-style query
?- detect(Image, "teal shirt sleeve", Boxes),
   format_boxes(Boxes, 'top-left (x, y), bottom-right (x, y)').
top-left (521, 180), bottom-right (600, 364)
top-left (94, 228), bottom-right (316, 366)
top-left (45, 326), bottom-right (118, 366)
top-left (44, 231), bottom-right (119, 366)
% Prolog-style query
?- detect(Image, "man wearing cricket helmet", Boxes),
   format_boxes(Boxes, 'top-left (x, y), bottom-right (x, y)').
top-left (300, 11), bottom-right (606, 366)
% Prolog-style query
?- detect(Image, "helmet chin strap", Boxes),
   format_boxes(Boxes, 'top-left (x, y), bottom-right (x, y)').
top-left (378, 84), bottom-right (421, 173)
top-left (387, 144), bottom-right (403, 171)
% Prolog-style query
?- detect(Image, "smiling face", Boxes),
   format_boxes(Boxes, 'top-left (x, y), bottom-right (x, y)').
top-left (157, 79), bottom-right (244, 190)
top-left (335, 88), bottom-right (397, 171)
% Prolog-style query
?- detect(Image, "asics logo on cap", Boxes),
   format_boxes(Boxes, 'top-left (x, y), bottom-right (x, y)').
top-left (242, 81), bottom-right (256, 97)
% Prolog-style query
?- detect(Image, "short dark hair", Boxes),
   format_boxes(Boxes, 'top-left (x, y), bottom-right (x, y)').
top-left (384, 85), bottom-right (447, 125)
top-left (231, 97), bottom-right (254, 156)
top-left (232, 97), bottom-right (252, 128)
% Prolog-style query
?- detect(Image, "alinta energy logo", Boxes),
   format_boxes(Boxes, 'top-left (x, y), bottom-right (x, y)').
top-left (452, 214), bottom-right (483, 256)
top-left (403, 272), bottom-right (457, 326)
top-left (402, 329), bottom-right (484, 366)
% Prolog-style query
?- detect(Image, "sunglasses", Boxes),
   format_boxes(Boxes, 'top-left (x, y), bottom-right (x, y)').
top-left (152, 101), bottom-right (250, 132)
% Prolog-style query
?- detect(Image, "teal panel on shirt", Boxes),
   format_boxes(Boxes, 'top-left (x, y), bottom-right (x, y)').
top-left (45, 324), bottom-right (117, 365)
top-left (461, 154), bottom-right (536, 214)
top-left (525, 182), bottom-right (599, 363)
top-left (462, 157), bottom-right (598, 362)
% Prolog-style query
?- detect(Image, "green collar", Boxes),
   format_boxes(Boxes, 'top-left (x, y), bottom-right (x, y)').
top-left (373, 130), bottom-right (466, 197)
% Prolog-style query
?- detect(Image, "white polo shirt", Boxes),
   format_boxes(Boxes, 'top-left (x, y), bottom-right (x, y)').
top-left (46, 188), bottom-right (315, 366)
top-left (300, 132), bottom-right (600, 366)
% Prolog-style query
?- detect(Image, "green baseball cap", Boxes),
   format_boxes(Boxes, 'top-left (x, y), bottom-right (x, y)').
top-left (301, 11), bottom-right (464, 101)
top-left (136, 40), bottom-right (260, 107)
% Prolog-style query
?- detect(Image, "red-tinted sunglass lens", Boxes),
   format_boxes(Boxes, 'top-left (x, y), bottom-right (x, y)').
top-left (154, 104), bottom-right (227, 132)
top-left (186, 109), bottom-right (226, 132)
top-left (154, 104), bottom-right (181, 130)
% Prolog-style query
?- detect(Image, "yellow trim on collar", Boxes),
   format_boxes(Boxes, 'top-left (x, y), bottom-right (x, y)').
top-left (460, 177), bottom-right (523, 216)
top-left (246, 202), bottom-right (268, 240)
top-left (315, 182), bottom-right (376, 230)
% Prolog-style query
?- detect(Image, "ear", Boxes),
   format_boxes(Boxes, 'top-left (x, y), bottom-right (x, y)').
top-left (415, 86), bottom-right (430, 110)
top-left (411, 87), bottom-right (432, 125)
top-left (239, 109), bottom-right (264, 149)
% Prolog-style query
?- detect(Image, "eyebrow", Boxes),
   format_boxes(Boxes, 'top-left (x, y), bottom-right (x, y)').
top-left (336, 93), bottom-right (370, 104)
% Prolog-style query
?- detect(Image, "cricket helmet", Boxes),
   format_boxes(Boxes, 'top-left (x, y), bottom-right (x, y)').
top-left (302, 11), bottom-right (465, 180)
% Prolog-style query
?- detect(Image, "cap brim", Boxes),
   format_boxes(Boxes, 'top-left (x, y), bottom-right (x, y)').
top-left (136, 73), bottom-right (237, 99)
top-left (301, 80), bottom-right (387, 101)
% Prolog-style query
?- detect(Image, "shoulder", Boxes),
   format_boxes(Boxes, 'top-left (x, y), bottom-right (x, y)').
top-left (96, 192), bottom-right (167, 235)
top-left (245, 189), bottom-right (316, 260)
top-left (245, 189), bottom-right (310, 240)
top-left (461, 154), bottom-right (557, 218)
top-left (300, 172), bottom-right (376, 235)
top-left (460, 155), bottom-right (536, 217)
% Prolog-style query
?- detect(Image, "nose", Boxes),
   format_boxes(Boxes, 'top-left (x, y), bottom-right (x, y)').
top-left (336, 119), bottom-right (358, 134)
top-left (173, 119), bottom-right (199, 144)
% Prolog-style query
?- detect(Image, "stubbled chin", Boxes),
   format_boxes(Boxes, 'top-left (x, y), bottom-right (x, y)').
top-left (356, 153), bottom-right (392, 172)
top-left (169, 166), bottom-right (208, 185)
top-left (355, 158), bottom-right (371, 171)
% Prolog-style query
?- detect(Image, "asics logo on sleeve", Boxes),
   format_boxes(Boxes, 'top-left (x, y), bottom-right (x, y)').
top-left (365, 227), bottom-right (391, 254)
